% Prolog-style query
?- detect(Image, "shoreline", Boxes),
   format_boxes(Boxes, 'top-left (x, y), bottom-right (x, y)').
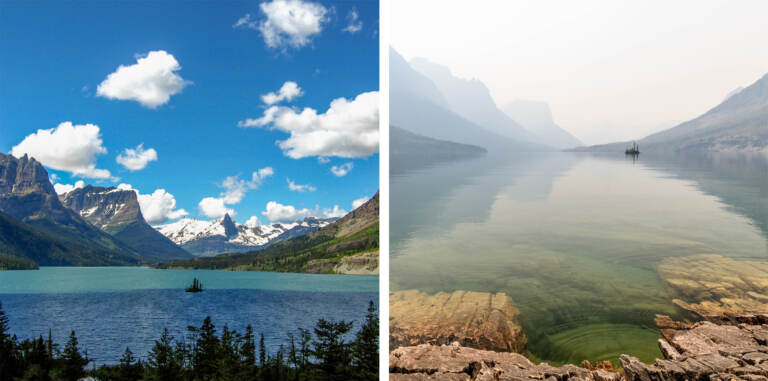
top-left (390, 313), bottom-right (768, 380)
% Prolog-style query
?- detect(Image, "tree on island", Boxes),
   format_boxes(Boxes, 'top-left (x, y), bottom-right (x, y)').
top-left (185, 277), bottom-right (203, 293)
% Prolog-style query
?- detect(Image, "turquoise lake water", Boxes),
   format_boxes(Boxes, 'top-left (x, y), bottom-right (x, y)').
top-left (390, 151), bottom-right (768, 365)
top-left (0, 267), bottom-right (378, 365)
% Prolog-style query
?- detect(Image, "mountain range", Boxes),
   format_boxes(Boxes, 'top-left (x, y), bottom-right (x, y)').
top-left (576, 72), bottom-right (768, 153)
top-left (502, 100), bottom-right (583, 149)
top-left (0, 153), bottom-right (141, 266)
top-left (0, 152), bottom-right (360, 269)
top-left (155, 214), bottom-right (334, 257)
top-left (157, 192), bottom-right (379, 274)
top-left (389, 47), bottom-right (584, 159)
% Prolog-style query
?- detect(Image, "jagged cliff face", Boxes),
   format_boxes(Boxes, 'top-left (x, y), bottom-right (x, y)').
top-left (60, 185), bottom-right (192, 261)
top-left (60, 185), bottom-right (144, 233)
top-left (0, 153), bottom-right (71, 223)
top-left (156, 214), bottom-right (334, 257)
top-left (0, 153), bottom-right (140, 265)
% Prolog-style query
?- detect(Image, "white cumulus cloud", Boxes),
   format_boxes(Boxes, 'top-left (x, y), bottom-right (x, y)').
top-left (116, 183), bottom-right (188, 224)
top-left (257, 0), bottom-right (328, 49)
top-left (343, 9), bottom-right (362, 33)
top-left (262, 81), bottom-right (303, 105)
top-left (116, 144), bottom-right (158, 171)
top-left (238, 91), bottom-right (379, 159)
top-left (352, 196), bottom-right (369, 209)
top-left (287, 178), bottom-right (316, 192)
top-left (11, 121), bottom-right (112, 179)
top-left (96, 50), bottom-right (191, 109)
top-left (331, 162), bottom-right (353, 177)
top-left (199, 197), bottom-right (236, 219)
top-left (53, 180), bottom-right (86, 195)
top-left (245, 216), bottom-right (261, 228)
top-left (198, 167), bottom-right (274, 218)
top-left (261, 201), bottom-right (347, 223)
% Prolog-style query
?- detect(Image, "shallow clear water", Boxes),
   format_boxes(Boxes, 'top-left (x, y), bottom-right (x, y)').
top-left (390, 151), bottom-right (768, 364)
top-left (0, 267), bottom-right (378, 365)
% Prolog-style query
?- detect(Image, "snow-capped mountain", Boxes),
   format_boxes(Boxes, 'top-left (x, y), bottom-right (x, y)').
top-left (155, 214), bottom-right (335, 256)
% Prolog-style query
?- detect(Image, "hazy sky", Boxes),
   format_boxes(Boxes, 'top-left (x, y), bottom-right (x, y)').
top-left (391, 0), bottom-right (768, 145)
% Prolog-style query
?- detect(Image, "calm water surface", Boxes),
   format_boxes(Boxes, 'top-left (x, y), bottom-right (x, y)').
top-left (390, 151), bottom-right (768, 365)
top-left (0, 267), bottom-right (377, 365)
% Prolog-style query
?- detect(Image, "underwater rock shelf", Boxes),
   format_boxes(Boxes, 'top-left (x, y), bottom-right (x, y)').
top-left (390, 290), bottom-right (526, 353)
top-left (390, 314), bottom-right (768, 381)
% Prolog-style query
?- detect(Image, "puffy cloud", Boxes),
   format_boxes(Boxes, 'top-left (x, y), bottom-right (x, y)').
top-left (261, 201), bottom-right (347, 222)
top-left (96, 50), bottom-right (191, 109)
top-left (116, 144), bottom-right (157, 171)
top-left (117, 183), bottom-right (188, 224)
top-left (262, 81), bottom-right (303, 105)
top-left (322, 205), bottom-right (347, 218)
top-left (343, 9), bottom-right (362, 33)
top-left (199, 197), bottom-right (236, 219)
top-left (256, 167), bottom-right (275, 180)
top-left (257, 0), bottom-right (328, 49)
top-left (53, 180), bottom-right (85, 195)
top-left (238, 91), bottom-right (379, 159)
top-left (233, 13), bottom-right (258, 29)
top-left (245, 216), bottom-right (261, 228)
top-left (11, 121), bottom-right (112, 179)
top-left (352, 196), bottom-right (369, 209)
top-left (331, 162), bottom-right (353, 177)
top-left (198, 167), bottom-right (274, 218)
top-left (287, 178), bottom-right (316, 192)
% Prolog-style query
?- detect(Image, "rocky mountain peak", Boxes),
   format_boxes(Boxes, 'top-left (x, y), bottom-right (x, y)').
top-left (220, 213), bottom-right (238, 237)
top-left (59, 185), bottom-right (144, 230)
top-left (0, 153), bottom-right (56, 196)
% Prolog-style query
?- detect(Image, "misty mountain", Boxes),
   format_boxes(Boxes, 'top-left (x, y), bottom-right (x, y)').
top-left (390, 126), bottom-right (486, 174)
top-left (409, 57), bottom-right (540, 143)
top-left (60, 185), bottom-right (192, 261)
top-left (390, 47), bottom-right (544, 152)
top-left (502, 100), bottom-right (583, 149)
top-left (0, 153), bottom-right (140, 265)
top-left (576, 72), bottom-right (768, 153)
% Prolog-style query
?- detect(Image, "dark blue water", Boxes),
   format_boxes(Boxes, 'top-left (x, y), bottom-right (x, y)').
top-left (0, 268), bottom-right (377, 365)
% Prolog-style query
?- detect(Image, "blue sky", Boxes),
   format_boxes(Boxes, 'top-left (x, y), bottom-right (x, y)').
top-left (0, 0), bottom-right (379, 226)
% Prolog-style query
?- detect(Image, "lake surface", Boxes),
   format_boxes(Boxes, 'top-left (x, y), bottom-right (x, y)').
top-left (390, 151), bottom-right (768, 365)
top-left (0, 267), bottom-right (377, 365)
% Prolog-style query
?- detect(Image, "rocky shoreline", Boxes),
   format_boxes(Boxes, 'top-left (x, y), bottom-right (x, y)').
top-left (390, 313), bottom-right (768, 380)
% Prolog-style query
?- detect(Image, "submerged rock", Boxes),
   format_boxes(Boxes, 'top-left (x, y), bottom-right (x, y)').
top-left (390, 290), bottom-right (526, 352)
top-left (658, 254), bottom-right (768, 319)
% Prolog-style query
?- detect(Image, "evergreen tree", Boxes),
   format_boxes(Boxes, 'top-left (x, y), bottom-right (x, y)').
top-left (219, 325), bottom-right (241, 379)
top-left (148, 328), bottom-right (183, 381)
top-left (312, 319), bottom-right (354, 380)
top-left (59, 331), bottom-right (87, 381)
top-left (259, 333), bottom-right (266, 368)
top-left (239, 325), bottom-right (256, 378)
top-left (119, 347), bottom-right (142, 381)
top-left (0, 301), bottom-right (18, 380)
top-left (352, 301), bottom-right (379, 380)
top-left (191, 316), bottom-right (220, 380)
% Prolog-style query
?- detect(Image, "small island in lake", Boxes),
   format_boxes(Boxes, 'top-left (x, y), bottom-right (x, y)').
top-left (185, 277), bottom-right (204, 293)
